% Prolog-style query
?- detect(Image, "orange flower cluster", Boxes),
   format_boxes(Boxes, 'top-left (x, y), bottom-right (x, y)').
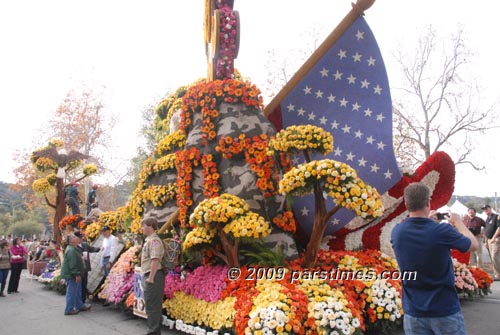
top-left (272, 210), bottom-right (297, 233)
top-left (216, 134), bottom-right (281, 197)
top-left (175, 147), bottom-right (200, 227)
top-left (201, 154), bottom-right (220, 198)
top-left (469, 266), bottom-right (493, 291)
top-left (125, 291), bottom-right (134, 308)
top-left (58, 214), bottom-right (85, 231)
top-left (180, 79), bottom-right (264, 145)
top-left (221, 268), bottom-right (259, 335)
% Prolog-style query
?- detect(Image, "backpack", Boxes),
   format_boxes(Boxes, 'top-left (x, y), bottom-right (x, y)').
top-left (161, 238), bottom-right (181, 270)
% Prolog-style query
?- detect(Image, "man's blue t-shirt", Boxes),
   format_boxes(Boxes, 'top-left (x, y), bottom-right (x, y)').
top-left (391, 217), bottom-right (471, 317)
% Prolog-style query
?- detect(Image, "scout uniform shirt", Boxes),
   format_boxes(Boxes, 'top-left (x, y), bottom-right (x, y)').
top-left (141, 233), bottom-right (165, 275)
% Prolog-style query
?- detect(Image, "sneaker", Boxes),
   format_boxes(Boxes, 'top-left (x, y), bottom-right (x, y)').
top-left (64, 310), bottom-right (80, 316)
top-left (79, 303), bottom-right (92, 311)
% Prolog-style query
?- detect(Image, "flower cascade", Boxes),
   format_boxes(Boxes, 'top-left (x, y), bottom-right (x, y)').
top-left (98, 245), bottom-right (139, 304)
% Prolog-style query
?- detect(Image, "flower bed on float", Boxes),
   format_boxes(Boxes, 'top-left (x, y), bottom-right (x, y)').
top-left (33, 229), bottom-right (493, 334)
top-left (156, 250), bottom-right (493, 335)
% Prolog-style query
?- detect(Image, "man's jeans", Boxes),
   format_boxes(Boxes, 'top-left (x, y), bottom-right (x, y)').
top-left (102, 256), bottom-right (111, 276)
top-left (404, 311), bottom-right (466, 335)
top-left (65, 277), bottom-right (85, 313)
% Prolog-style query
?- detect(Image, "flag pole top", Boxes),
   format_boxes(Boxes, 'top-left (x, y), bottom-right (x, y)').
top-left (263, 0), bottom-right (376, 116)
top-left (352, 0), bottom-right (376, 15)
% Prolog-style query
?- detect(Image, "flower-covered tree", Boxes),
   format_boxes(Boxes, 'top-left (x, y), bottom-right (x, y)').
top-left (183, 193), bottom-right (272, 267)
top-left (267, 125), bottom-right (384, 267)
top-left (31, 139), bottom-right (97, 242)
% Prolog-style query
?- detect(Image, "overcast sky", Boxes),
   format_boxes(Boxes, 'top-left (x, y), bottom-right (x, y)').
top-left (0, 0), bottom-right (498, 197)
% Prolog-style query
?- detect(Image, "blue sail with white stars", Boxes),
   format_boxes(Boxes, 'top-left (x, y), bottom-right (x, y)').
top-left (277, 17), bottom-right (401, 235)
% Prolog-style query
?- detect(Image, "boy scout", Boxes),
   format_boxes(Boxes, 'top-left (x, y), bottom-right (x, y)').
top-left (141, 217), bottom-right (166, 335)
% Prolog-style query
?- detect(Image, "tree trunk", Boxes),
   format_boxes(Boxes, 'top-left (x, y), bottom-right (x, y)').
top-left (218, 230), bottom-right (240, 268)
top-left (53, 178), bottom-right (67, 243)
top-left (302, 181), bottom-right (327, 268)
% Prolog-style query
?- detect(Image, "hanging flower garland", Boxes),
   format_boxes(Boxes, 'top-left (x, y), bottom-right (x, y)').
top-left (216, 133), bottom-right (282, 197)
top-left (201, 153), bottom-right (220, 198)
top-left (176, 147), bottom-right (201, 226)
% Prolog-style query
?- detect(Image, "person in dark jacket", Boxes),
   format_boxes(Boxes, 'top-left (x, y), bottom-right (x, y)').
top-left (65, 182), bottom-right (81, 215)
top-left (74, 231), bottom-right (100, 303)
top-left (60, 234), bottom-right (91, 315)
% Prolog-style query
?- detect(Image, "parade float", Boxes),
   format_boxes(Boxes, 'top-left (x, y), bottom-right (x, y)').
top-left (31, 1), bottom-right (493, 335)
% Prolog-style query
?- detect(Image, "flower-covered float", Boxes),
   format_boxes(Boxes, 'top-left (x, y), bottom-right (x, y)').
top-left (34, 1), bottom-right (494, 335)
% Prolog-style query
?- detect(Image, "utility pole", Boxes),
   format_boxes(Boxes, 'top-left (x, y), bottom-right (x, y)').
top-left (495, 192), bottom-right (498, 212)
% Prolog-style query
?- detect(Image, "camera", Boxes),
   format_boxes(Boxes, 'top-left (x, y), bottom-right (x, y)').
top-left (436, 212), bottom-right (449, 220)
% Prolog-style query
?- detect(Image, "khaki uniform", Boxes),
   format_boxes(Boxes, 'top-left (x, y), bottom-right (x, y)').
top-left (141, 233), bottom-right (165, 335)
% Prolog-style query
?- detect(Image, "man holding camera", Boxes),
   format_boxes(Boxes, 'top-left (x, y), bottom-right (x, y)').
top-left (391, 182), bottom-right (478, 335)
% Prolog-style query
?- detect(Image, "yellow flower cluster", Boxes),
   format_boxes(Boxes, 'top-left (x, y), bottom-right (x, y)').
top-left (163, 291), bottom-right (236, 330)
top-left (153, 154), bottom-right (177, 173)
top-left (267, 125), bottom-right (333, 156)
top-left (222, 212), bottom-right (271, 239)
top-left (98, 208), bottom-right (129, 233)
top-left (85, 221), bottom-right (102, 242)
top-left (142, 184), bottom-right (176, 208)
top-left (279, 159), bottom-right (383, 219)
top-left (183, 226), bottom-right (217, 250)
top-left (190, 193), bottom-right (250, 227)
top-left (82, 163), bottom-right (97, 176)
top-left (32, 178), bottom-right (50, 193)
top-left (130, 217), bottom-right (142, 234)
top-left (33, 157), bottom-right (58, 172)
top-left (155, 130), bottom-right (186, 156)
top-left (48, 138), bottom-right (64, 148)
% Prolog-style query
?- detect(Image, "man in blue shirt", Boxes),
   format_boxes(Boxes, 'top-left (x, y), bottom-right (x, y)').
top-left (391, 182), bottom-right (478, 335)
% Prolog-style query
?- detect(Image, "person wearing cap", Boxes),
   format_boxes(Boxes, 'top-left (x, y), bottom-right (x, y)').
top-left (86, 203), bottom-right (104, 223)
top-left (482, 204), bottom-right (500, 280)
top-left (75, 231), bottom-right (100, 303)
top-left (141, 217), bottom-right (166, 335)
top-left (60, 233), bottom-right (91, 315)
top-left (100, 226), bottom-right (118, 277)
top-left (463, 207), bottom-right (486, 267)
top-left (86, 184), bottom-right (99, 216)
top-left (391, 182), bottom-right (478, 335)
